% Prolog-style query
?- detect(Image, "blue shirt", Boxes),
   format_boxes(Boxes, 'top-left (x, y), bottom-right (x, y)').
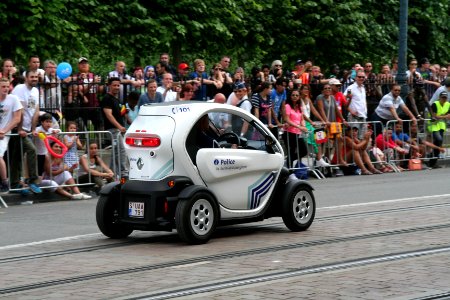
top-left (392, 131), bottom-right (410, 142)
top-left (270, 89), bottom-right (286, 122)
top-left (137, 92), bottom-right (163, 108)
top-left (189, 72), bottom-right (209, 101)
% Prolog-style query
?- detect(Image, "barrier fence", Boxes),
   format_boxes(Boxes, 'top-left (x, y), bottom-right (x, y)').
top-left (5, 130), bottom-right (120, 196)
top-left (285, 118), bottom-right (449, 179)
top-left (2, 116), bottom-right (448, 199)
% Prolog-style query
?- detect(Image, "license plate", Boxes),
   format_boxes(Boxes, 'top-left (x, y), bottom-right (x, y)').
top-left (128, 202), bottom-right (145, 218)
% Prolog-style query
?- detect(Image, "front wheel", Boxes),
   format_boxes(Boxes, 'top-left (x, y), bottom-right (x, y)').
top-left (282, 186), bottom-right (315, 231)
top-left (175, 192), bottom-right (218, 244)
top-left (96, 194), bottom-right (133, 238)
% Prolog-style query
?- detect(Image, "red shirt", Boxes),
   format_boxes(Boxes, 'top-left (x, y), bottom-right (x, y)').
top-left (334, 92), bottom-right (347, 123)
top-left (375, 133), bottom-right (397, 150)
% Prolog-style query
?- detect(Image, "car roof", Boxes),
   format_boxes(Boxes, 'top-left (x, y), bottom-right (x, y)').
top-left (138, 101), bottom-right (253, 121)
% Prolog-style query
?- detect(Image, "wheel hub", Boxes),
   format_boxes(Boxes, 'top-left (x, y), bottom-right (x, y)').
top-left (191, 199), bottom-right (214, 235)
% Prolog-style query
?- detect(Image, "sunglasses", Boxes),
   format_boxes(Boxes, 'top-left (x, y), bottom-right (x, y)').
top-left (274, 65), bottom-right (282, 67)
top-left (323, 87), bottom-right (332, 90)
top-left (215, 68), bottom-right (223, 71)
top-left (291, 94), bottom-right (300, 97)
top-left (357, 76), bottom-right (366, 79)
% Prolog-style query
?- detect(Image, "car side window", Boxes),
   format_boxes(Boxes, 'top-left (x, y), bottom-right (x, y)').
top-left (219, 111), bottom-right (270, 151)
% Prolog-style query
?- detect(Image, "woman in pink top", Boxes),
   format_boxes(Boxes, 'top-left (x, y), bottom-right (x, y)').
top-left (282, 89), bottom-right (309, 168)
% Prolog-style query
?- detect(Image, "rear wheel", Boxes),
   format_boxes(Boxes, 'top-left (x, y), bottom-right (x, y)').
top-left (96, 194), bottom-right (133, 238)
top-left (175, 192), bottom-right (218, 244)
top-left (282, 186), bottom-right (315, 231)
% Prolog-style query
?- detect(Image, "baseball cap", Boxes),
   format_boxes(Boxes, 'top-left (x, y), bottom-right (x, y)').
top-left (328, 78), bottom-right (341, 85)
top-left (440, 91), bottom-right (448, 98)
top-left (295, 59), bottom-right (304, 65)
top-left (78, 57), bottom-right (88, 63)
top-left (178, 63), bottom-right (189, 70)
top-left (234, 82), bottom-right (246, 90)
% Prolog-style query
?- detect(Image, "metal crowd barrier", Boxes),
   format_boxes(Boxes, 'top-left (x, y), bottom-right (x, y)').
top-left (5, 130), bottom-right (120, 195)
top-left (384, 119), bottom-right (449, 170)
top-left (283, 118), bottom-right (449, 179)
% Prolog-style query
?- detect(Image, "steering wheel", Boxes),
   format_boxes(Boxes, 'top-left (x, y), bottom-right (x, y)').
top-left (218, 132), bottom-right (241, 148)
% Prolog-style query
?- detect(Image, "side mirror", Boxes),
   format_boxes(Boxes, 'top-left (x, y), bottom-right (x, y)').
top-left (265, 136), bottom-right (276, 154)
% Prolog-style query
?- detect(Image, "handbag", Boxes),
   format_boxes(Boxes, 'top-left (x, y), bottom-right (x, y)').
top-left (408, 159), bottom-right (422, 171)
top-left (314, 128), bottom-right (328, 144)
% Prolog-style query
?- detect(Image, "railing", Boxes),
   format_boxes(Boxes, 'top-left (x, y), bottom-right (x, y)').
top-left (5, 130), bottom-right (120, 195)
top-left (283, 118), bottom-right (449, 179)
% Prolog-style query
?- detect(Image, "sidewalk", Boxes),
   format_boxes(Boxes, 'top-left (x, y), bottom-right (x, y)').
top-left (0, 185), bottom-right (98, 207)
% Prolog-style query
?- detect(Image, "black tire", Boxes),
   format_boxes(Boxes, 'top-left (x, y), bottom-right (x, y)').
top-left (282, 186), bottom-right (315, 231)
top-left (175, 192), bottom-right (218, 244)
top-left (96, 194), bottom-right (133, 239)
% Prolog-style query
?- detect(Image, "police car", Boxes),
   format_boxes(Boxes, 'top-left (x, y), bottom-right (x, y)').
top-left (96, 101), bottom-right (316, 244)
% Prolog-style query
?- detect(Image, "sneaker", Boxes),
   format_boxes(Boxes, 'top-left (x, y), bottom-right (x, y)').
top-left (0, 184), bottom-right (9, 193)
top-left (72, 193), bottom-right (84, 200)
top-left (9, 184), bottom-right (31, 196)
top-left (81, 193), bottom-right (92, 200)
top-left (316, 158), bottom-right (330, 167)
top-left (287, 173), bottom-right (298, 182)
top-left (28, 183), bottom-right (42, 194)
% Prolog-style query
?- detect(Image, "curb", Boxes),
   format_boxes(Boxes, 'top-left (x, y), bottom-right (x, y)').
top-left (1, 186), bottom-right (98, 207)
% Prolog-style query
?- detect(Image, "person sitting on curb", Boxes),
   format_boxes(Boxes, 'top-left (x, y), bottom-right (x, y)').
top-left (342, 127), bottom-right (383, 175)
top-left (41, 141), bottom-right (91, 200)
top-left (78, 141), bottom-right (114, 193)
top-left (375, 127), bottom-right (408, 171)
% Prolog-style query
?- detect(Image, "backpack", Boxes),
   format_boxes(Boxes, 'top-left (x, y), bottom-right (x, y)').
top-left (294, 161), bottom-right (309, 180)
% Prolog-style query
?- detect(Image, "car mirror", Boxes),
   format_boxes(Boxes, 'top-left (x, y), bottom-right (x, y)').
top-left (265, 136), bottom-right (276, 154)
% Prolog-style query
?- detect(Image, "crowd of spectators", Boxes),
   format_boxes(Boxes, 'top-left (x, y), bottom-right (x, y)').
top-left (0, 53), bottom-right (448, 196)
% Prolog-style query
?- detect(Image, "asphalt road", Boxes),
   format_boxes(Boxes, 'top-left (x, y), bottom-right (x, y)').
top-left (0, 168), bottom-right (448, 247)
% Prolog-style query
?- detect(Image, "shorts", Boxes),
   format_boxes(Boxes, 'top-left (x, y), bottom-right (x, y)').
top-left (45, 170), bottom-right (72, 185)
top-left (39, 179), bottom-right (59, 192)
top-left (0, 136), bottom-right (10, 157)
top-left (327, 122), bottom-right (342, 139)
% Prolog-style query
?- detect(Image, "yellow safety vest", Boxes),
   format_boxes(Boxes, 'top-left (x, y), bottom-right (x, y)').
top-left (428, 101), bottom-right (450, 132)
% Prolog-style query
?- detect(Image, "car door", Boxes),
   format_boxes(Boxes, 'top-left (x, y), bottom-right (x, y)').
top-left (196, 112), bottom-right (284, 211)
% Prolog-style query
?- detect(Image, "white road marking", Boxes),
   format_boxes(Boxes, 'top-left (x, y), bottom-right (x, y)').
top-left (0, 233), bottom-right (102, 250)
top-left (169, 261), bottom-right (211, 269)
top-left (319, 194), bottom-right (450, 210)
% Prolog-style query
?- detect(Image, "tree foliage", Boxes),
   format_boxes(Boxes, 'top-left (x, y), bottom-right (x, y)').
top-left (0, 0), bottom-right (447, 74)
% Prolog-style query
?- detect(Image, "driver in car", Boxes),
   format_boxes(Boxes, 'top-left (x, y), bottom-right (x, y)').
top-left (195, 115), bottom-right (238, 149)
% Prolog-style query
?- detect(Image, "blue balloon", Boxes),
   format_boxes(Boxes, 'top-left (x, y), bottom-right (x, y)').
top-left (56, 62), bottom-right (72, 80)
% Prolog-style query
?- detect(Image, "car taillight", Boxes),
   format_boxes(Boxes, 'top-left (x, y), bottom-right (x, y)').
top-left (125, 135), bottom-right (161, 147)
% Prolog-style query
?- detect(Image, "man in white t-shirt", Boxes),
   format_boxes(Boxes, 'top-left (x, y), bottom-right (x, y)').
top-left (108, 61), bottom-right (139, 101)
top-left (344, 71), bottom-right (368, 139)
top-left (156, 73), bottom-right (180, 102)
top-left (9, 71), bottom-right (42, 194)
top-left (0, 78), bottom-right (23, 192)
top-left (22, 55), bottom-right (45, 82)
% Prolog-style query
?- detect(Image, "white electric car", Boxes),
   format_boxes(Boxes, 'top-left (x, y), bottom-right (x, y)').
top-left (96, 101), bottom-right (316, 244)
